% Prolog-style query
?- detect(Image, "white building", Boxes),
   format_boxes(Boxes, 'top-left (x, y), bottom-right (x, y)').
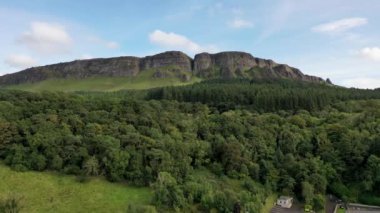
top-left (276, 196), bottom-right (293, 208)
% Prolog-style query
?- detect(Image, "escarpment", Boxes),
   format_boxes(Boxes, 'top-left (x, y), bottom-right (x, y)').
top-left (0, 51), bottom-right (330, 85)
top-left (193, 52), bottom-right (326, 83)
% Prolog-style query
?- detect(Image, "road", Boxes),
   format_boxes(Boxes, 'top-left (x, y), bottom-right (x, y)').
top-left (326, 195), bottom-right (340, 213)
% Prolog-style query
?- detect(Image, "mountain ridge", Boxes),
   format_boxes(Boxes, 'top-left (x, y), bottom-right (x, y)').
top-left (0, 51), bottom-right (330, 86)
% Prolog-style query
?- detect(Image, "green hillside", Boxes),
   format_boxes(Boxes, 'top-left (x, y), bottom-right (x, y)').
top-left (0, 164), bottom-right (152, 213)
top-left (0, 81), bottom-right (379, 212)
top-left (4, 68), bottom-right (201, 92)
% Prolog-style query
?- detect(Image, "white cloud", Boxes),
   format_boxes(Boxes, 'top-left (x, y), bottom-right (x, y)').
top-left (4, 54), bottom-right (37, 69)
top-left (228, 18), bottom-right (253, 29)
top-left (312, 17), bottom-right (367, 34)
top-left (341, 78), bottom-right (380, 89)
top-left (359, 47), bottom-right (380, 61)
top-left (18, 22), bottom-right (72, 54)
top-left (88, 36), bottom-right (119, 49)
top-left (106, 41), bottom-right (119, 49)
top-left (149, 30), bottom-right (218, 54)
top-left (79, 54), bottom-right (94, 60)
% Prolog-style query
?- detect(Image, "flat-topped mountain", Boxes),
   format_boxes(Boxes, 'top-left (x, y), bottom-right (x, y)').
top-left (0, 51), bottom-right (330, 87)
top-left (193, 52), bottom-right (327, 83)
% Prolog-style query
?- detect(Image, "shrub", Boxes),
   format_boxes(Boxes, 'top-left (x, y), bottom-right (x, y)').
top-left (0, 195), bottom-right (22, 213)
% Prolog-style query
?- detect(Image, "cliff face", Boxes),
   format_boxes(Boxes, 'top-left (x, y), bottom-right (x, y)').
top-left (0, 56), bottom-right (141, 85)
top-left (140, 51), bottom-right (192, 72)
top-left (194, 52), bottom-right (257, 78)
top-left (193, 52), bottom-right (326, 83)
top-left (0, 51), bottom-right (329, 85)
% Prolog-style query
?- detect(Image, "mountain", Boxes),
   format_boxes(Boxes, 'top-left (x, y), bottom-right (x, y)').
top-left (0, 51), bottom-right (330, 90)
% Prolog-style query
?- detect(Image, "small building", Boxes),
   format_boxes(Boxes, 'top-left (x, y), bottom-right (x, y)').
top-left (276, 196), bottom-right (293, 208)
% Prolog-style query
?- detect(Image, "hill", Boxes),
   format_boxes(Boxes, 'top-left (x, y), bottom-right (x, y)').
top-left (0, 85), bottom-right (379, 212)
top-left (5, 69), bottom-right (201, 92)
top-left (0, 51), bottom-right (331, 91)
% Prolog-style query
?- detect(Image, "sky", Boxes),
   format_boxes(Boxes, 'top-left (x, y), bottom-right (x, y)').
top-left (0, 0), bottom-right (379, 89)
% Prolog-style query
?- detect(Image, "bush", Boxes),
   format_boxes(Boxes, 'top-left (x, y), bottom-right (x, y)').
top-left (63, 165), bottom-right (81, 175)
top-left (313, 194), bottom-right (325, 211)
top-left (0, 195), bottom-right (22, 213)
top-left (152, 172), bottom-right (186, 208)
top-left (358, 194), bottom-right (380, 206)
top-left (127, 204), bottom-right (157, 213)
top-left (210, 162), bottom-right (224, 176)
top-left (76, 175), bottom-right (90, 183)
top-left (329, 182), bottom-right (353, 202)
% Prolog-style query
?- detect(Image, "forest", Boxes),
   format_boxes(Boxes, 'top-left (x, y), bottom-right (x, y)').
top-left (147, 79), bottom-right (380, 112)
top-left (0, 79), bottom-right (379, 212)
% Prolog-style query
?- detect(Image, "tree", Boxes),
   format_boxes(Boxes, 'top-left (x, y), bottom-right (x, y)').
top-left (152, 172), bottom-right (186, 208)
top-left (30, 152), bottom-right (47, 171)
top-left (0, 85), bottom-right (380, 212)
top-left (363, 155), bottom-right (380, 191)
top-left (102, 150), bottom-right (130, 181)
top-left (50, 155), bottom-right (63, 170)
top-left (302, 181), bottom-right (314, 205)
top-left (0, 121), bottom-right (18, 153)
top-left (279, 175), bottom-right (296, 195)
top-left (83, 156), bottom-right (100, 176)
top-left (313, 194), bottom-right (325, 212)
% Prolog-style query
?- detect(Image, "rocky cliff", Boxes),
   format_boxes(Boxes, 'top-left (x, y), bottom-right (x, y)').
top-left (193, 52), bottom-right (326, 83)
top-left (0, 51), bottom-right (329, 85)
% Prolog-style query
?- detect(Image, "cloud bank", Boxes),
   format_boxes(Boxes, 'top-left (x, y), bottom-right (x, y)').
top-left (359, 47), bottom-right (380, 61)
top-left (149, 30), bottom-right (217, 54)
top-left (18, 22), bottom-right (72, 54)
top-left (4, 54), bottom-right (37, 69)
top-left (312, 17), bottom-right (367, 34)
top-left (341, 78), bottom-right (380, 89)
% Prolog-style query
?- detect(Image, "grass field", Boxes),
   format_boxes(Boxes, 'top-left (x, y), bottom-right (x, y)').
top-left (0, 164), bottom-right (152, 213)
top-left (337, 208), bottom-right (346, 213)
top-left (5, 68), bottom-right (202, 92)
top-left (261, 194), bottom-right (277, 213)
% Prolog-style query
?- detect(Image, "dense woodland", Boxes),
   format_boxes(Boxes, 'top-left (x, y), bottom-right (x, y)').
top-left (0, 80), bottom-right (380, 212)
top-left (148, 79), bottom-right (380, 112)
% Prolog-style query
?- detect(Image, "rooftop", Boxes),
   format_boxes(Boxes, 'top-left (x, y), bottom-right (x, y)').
top-left (278, 196), bottom-right (293, 201)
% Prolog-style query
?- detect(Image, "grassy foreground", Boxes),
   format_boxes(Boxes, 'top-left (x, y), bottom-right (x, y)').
top-left (0, 165), bottom-right (152, 213)
top-left (5, 68), bottom-right (202, 92)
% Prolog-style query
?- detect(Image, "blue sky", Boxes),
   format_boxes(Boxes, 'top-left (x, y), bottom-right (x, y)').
top-left (0, 0), bottom-right (379, 88)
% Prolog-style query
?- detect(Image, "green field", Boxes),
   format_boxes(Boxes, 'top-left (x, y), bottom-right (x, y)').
top-left (261, 194), bottom-right (277, 213)
top-left (337, 208), bottom-right (346, 213)
top-left (0, 164), bottom-right (152, 213)
top-left (4, 68), bottom-right (202, 92)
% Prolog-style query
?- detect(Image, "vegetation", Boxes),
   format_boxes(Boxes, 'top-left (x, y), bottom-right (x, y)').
top-left (147, 79), bottom-right (380, 112)
top-left (0, 164), bottom-right (152, 212)
top-left (359, 194), bottom-right (380, 206)
top-left (4, 68), bottom-right (201, 92)
top-left (337, 208), bottom-right (346, 213)
top-left (0, 79), bottom-right (379, 212)
top-left (0, 194), bottom-right (22, 213)
top-left (260, 194), bottom-right (277, 213)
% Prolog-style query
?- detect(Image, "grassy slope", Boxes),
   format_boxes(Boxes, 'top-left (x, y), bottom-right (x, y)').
top-left (337, 208), bottom-right (346, 213)
top-left (261, 194), bottom-right (277, 213)
top-left (0, 165), bottom-right (152, 213)
top-left (5, 68), bottom-right (202, 92)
